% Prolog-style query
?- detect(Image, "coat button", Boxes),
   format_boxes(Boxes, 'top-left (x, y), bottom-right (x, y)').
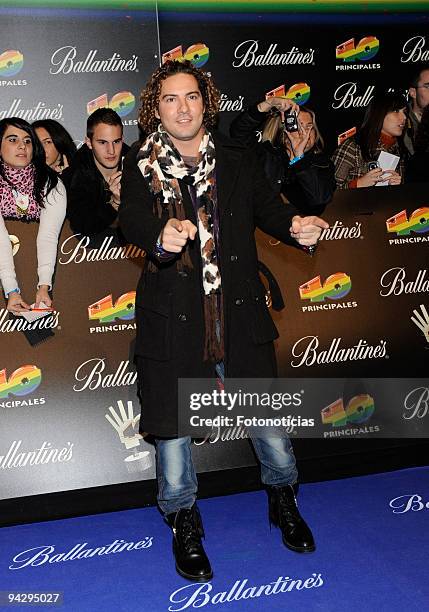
top-left (235, 298), bottom-right (243, 306)
top-left (230, 255), bottom-right (238, 262)
top-left (178, 313), bottom-right (187, 321)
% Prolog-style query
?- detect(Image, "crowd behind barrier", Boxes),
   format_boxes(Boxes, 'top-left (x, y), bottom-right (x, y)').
top-left (0, 4), bottom-right (428, 511)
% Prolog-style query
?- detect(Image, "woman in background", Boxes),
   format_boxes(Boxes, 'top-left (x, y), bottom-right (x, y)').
top-left (230, 96), bottom-right (335, 215)
top-left (33, 119), bottom-right (76, 174)
top-left (0, 117), bottom-right (66, 313)
top-left (332, 92), bottom-right (408, 189)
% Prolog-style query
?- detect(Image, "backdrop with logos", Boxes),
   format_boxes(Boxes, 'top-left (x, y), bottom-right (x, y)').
top-left (0, 2), bottom-right (428, 506)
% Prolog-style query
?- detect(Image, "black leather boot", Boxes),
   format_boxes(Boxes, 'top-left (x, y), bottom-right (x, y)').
top-left (166, 504), bottom-right (213, 582)
top-left (268, 484), bottom-right (315, 553)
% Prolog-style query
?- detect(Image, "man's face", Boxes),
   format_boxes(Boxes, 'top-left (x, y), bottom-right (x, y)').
top-left (86, 123), bottom-right (123, 170)
top-left (156, 73), bottom-right (205, 150)
top-left (409, 69), bottom-right (429, 116)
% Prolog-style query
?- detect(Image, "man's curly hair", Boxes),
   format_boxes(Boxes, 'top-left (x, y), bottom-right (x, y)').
top-left (139, 60), bottom-right (220, 135)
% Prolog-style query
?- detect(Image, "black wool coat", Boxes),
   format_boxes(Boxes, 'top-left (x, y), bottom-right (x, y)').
top-left (119, 132), bottom-right (299, 437)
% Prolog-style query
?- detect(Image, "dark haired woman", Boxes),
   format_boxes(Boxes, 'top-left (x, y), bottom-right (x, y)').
top-left (332, 92), bottom-right (408, 189)
top-left (230, 96), bottom-right (335, 215)
top-left (406, 105), bottom-right (429, 182)
top-left (0, 117), bottom-right (66, 314)
top-left (33, 119), bottom-right (76, 174)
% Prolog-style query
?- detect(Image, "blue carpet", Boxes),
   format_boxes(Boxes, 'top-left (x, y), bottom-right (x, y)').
top-left (1, 467), bottom-right (428, 611)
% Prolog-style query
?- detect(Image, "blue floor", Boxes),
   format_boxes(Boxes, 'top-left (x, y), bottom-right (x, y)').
top-left (1, 467), bottom-right (428, 611)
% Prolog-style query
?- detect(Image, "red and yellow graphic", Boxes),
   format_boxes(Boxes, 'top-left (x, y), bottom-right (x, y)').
top-left (0, 365), bottom-right (42, 399)
top-left (337, 126), bottom-right (357, 146)
top-left (299, 272), bottom-right (352, 302)
top-left (321, 394), bottom-right (375, 427)
top-left (0, 49), bottom-right (24, 77)
top-left (88, 292), bottom-right (136, 323)
top-left (86, 91), bottom-right (135, 117)
top-left (266, 83), bottom-right (310, 106)
top-left (162, 43), bottom-right (210, 68)
top-left (336, 36), bottom-right (380, 62)
top-left (386, 207), bottom-right (429, 236)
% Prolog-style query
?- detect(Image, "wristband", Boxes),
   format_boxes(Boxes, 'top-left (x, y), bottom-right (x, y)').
top-left (289, 154), bottom-right (304, 166)
top-left (5, 287), bottom-right (20, 298)
top-left (155, 235), bottom-right (167, 258)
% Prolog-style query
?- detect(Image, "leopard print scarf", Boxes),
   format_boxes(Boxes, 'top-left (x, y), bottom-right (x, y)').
top-left (137, 126), bottom-right (223, 362)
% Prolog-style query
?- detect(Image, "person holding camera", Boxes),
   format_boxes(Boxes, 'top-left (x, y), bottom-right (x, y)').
top-left (332, 91), bottom-right (408, 189)
top-left (230, 97), bottom-right (335, 215)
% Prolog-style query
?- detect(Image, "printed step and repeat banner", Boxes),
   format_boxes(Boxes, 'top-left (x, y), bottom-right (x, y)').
top-left (0, 2), bottom-right (428, 502)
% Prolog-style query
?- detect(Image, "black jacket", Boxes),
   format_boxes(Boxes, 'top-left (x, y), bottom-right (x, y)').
top-left (119, 132), bottom-right (301, 437)
top-left (230, 104), bottom-right (335, 215)
top-left (64, 143), bottom-right (129, 246)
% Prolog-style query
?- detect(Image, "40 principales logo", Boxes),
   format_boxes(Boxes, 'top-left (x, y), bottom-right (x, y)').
top-left (266, 83), bottom-right (310, 106)
top-left (0, 365), bottom-right (46, 409)
top-left (336, 36), bottom-right (380, 70)
top-left (0, 49), bottom-right (27, 87)
top-left (386, 206), bottom-right (429, 245)
top-left (0, 365), bottom-right (42, 399)
top-left (88, 292), bottom-right (136, 333)
top-left (321, 394), bottom-right (379, 437)
top-left (299, 272), bottom-right (357, 312)
top-left (162, 43), bottom-right (209, 68)
top-left (87, 91), bottom-right (135, 118)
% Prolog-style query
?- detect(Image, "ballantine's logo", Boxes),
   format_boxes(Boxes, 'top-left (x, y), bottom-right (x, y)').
top-left (105, 400), bottom-right (152, 473)
top-left (401, 35), bottom-right (429, 63)
top-left (219, 93), bottom-right (244, 113)
top-left (0, 49), bottom-right (24, 76)
top-left (379, 268), bottom-right (429, 297)
top-left (162, 43), bottom-right (209, 68)
top-left (88, 292), bottom-right (135, 323)
top-left (386, 207), bottom-right (429, 245)
top-left (73, 358), bottom-right (137, 392)
top-left (403, 386), bottom-right (429, 420)
top-left (233, 40), bottom-right (314, 68)
top-left (0, 308), bottom-right (60, 334)
top-left (59, 235), bottom-right (144, 265)
top-left (389, 494), bottom-right (429, 514)
top-left (299, 273), bottom-right (356, 313)
top-left (332, 82), bottom-right (374, 109)
top-left (0, 440), bottom-right (73, 470)
top-left (50, 46), bottom-right (138, 75)
top-left (266, 83), bottom-right (310, 106)
top-left (168, 574), bottom-right (324, 610)
top-left (321, 395), bottom-right (375, 426)
top-left (0, 365), bottom-right (41, 399)
top-left (319, 220), bottom-right (362, 241)
top-left (87, 91), bottom-right (135, 118)
top-left (291, 336), bottom-right (387, 368)
top-left (9, 536), bottom-right (153, 570)
top-left (0, 99), bottom-right (63, 121)
top-left (336, 36), bottom-right (380, 70)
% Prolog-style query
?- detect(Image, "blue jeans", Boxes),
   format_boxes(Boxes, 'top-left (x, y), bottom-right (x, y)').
top-left (155, 434), bottom-right (298, 515)
top-left (155, 359), bottom-right (298, 515)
